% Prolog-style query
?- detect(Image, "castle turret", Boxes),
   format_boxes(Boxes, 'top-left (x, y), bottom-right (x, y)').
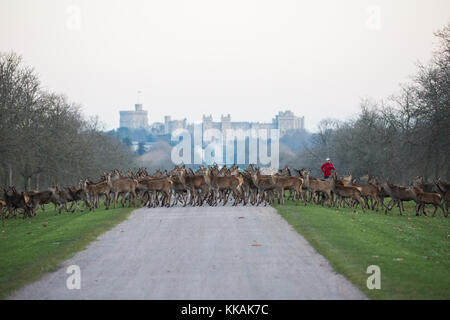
top-left (119, 103), bottom-right (149, 129)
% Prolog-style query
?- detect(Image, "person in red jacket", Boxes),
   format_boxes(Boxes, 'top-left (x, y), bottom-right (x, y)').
top-left (321, 158), bottom-right (336, 179)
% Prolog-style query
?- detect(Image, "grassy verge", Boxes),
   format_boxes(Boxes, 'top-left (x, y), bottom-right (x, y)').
top-left (273, 200), bottom-right (450, 299)
top-left (0, 203), bottom-right (135, 299)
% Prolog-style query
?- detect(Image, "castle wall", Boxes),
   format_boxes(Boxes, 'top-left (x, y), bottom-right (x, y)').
top-left (119, 110), bottom-right (148, 130)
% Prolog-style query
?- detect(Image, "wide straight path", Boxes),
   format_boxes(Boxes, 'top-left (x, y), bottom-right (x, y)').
top-left (10, 205), bottom-right (366, 299)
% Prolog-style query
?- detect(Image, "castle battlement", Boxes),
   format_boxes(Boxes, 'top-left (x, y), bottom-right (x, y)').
top-left (119, 104), bottom-right (149, 129)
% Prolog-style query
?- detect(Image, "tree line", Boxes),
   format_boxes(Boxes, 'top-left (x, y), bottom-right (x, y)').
top-left (0, 52), bottom-right (136, 190)
top-left (280, 23), bottom-right (450, 184)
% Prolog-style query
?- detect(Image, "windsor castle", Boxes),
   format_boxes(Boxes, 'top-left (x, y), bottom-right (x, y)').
top-left (119, 104), bottom-right (304, 137)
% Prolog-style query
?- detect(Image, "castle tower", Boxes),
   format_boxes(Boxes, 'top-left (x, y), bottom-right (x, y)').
top-left (119, 103), bottom-right (149, 130)
top-left (164, 116), bottom-right (171, 134)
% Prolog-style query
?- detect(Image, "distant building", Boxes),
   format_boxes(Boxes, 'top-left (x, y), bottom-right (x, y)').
top-left (273, 110), bottom-right (305, 136)
top-left (149, 122), bottom-right (164, 134)
top-left (119, 104), bottom-right (149, 130)
top-left (197, 110), bottom-right (304, 137)
top-left (119, 104), bottom-right (304, 137)
top-left (164, 115), bottom-right (187, 134)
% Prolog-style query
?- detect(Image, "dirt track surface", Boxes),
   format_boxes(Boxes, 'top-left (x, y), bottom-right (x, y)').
top-left (10, 205), bottom-right (366, 299)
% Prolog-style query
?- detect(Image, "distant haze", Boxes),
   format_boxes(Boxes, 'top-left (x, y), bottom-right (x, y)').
top-left (1, 0), bottom-right (449, 131)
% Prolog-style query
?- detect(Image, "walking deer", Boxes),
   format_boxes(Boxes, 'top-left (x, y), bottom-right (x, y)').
top-left (381, 181), bottom-right (415, 215)
top-left (408, 186), bottom-right (446, 217)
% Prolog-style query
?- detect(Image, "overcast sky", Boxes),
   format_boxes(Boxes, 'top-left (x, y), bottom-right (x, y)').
top-left (1, 0), bottom-right (449, 131)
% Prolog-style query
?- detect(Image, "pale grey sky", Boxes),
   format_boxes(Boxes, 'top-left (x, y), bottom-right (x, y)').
top-left (1, 0), bottom-right (449, 131)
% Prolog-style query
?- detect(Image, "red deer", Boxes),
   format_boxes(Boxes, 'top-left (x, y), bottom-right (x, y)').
top-left (302, 170), bottom-right (333, 206)
top-left (372, 177), bottom-right (389, 211)
top-left (381, 181), bottom-right (414, 215)
top-left (106, 174), bottom-right (138, 208)
top-left (435, 179), bottom-right (450, 192)
top-left (209, 167), bottom-right (243, 206)
top-left (136, 177), bottom-right (173, 207)
top-left (408, 186), bottom-right (446, 217)
top-left (330, 172), bottom-right (365, 212)
top-left (250, 170), bottom-right (282, 206)
top-left (359, 173), bottom-right (372, 185)
top-left (169, 167), bottom-right (189, 206)
top-left (25, 190), bottom-right (54, 214)
top-left (182, 167), bottom-right (211, 206)
top-left (65, 186), bottom-right (90, 212)
top-left (341, 173), bottom-right (353, 187)
top-left (240, 170), bottom-right (258, 206)
top-left (25, 188), bottom-right (68, 216)
top-left (48, 186), bottom-right (73, 214)
top-left (413, 176), bottom-right (435, 193)
top-left (272, 174), bottom-right (304, 205)
top-left (3, 187), bottom-right (32, 218)
top-left (349, 174), bottom-right (381, 211)
top-left (82, 179), bottom-right (112, 210)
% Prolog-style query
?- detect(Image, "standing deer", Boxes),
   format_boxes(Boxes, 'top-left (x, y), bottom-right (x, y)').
top-left (82, 178), bottom-right (112, 210)
top-left (250, 170), bottom-right (282, 206)
top-left (136, 177), bottom-right (173, 208)
top-left (413, 176), bottom-right (435, 193)
top-left (272, 174), bottom-right (304, 205)
top-left (330, 172), bottom-right (365, 212)
top-left (302, 170), bottom-right (333, 206)
top-left (106, 174), bottom-right (138, 208)
top-left (209, 167), bottom-right (243, 206)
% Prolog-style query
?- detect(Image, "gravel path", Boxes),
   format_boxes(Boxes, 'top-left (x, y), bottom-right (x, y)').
top-left (10, 205), bottom-right (366, 299)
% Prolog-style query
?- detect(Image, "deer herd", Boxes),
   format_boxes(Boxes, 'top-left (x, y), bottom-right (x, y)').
top-left (1, 165), bottom-right (449, 225)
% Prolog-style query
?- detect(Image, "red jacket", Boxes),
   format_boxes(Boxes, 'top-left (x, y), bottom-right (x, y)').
top-left (321, 162), bottom-right (335, 177)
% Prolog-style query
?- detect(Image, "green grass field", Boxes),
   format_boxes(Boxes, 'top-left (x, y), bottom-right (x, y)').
top-left (274, 199), bottom-right (450, 299)
top-left (0, 203), bottom-right (135, 299)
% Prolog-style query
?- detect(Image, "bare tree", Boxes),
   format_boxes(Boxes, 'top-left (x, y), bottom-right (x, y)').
top-left (0, 52), bottom-right (136, 190)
